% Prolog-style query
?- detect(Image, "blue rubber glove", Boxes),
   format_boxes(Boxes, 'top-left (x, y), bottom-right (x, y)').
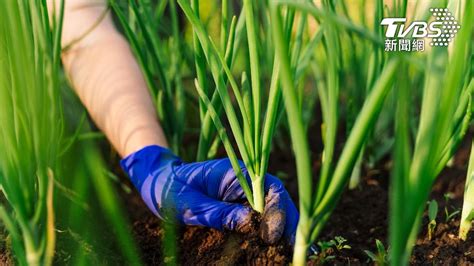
top-left (120, 145), bottom-right (298, 244)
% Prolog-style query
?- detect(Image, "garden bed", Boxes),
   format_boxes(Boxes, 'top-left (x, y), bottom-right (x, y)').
top-left (122, 137), bottom-right (474, 265)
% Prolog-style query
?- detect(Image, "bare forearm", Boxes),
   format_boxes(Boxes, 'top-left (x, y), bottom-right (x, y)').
top-left (50, 0), bottom-right (167, 157)
top-left (63, 35), bottom-right (168, 156)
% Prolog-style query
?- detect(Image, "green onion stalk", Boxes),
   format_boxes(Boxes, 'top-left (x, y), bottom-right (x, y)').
top-left (270, 1), bottom-right (399, 265)
top-left (269, 5), bottom-right (312, 262)
top-left (390, 1), bottom-right (474, 264)
top-left (459, 141), bottom-right (474, 240)
top-left (193, 0), bottom-right (247, 162)
top-left (0, 1), bottom-right (65, 265)
top-left (192, 0), bottom-right (219, 162)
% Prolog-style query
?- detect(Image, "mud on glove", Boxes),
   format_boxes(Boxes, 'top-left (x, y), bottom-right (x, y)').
top-left (120, 145), bottom-right (298, 244)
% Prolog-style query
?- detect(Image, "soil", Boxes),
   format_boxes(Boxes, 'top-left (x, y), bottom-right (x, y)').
top-left (0, 237), bottom-right (13, 266)
top-left (124, 135), bottom-right (474, 265)
top-left (0, 250), bottom-right (12, 265)
top-left (127, 185), bottom-right (292, 265)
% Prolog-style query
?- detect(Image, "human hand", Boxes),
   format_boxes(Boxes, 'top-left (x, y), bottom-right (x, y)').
top-left (120, 145), bottom-right (298, 244)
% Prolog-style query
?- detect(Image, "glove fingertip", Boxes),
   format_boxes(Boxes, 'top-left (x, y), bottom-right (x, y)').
top-left (222, 204), bottom-right (254, 234)
top-left (259, 205), bottom-right (286, 245)
top-left (258, 181), bottom-right (288, 244)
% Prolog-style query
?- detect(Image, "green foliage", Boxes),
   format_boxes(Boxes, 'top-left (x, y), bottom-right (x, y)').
top-left (364, 239), bottom-right (389, 265)
top-left (0, 1), bottom-right (65, 264)
top-left (270, 1), bottom-right (400, 264)
top-left (443, 193), bottom-right (460, 223)
top-left (460, 141), bottom-right (474, 240)
top-left (319, 236), bottom-right (351, 252)
top-left (427, 200), bottom-right (438, 240)
top-left (313, 236), bottom-right (351, 264)
top-left (55, 84), bottom-right (142, 264)
top-left (428, 200), bottom-right (438, 221)
top-left (390, 1), bottom-right (474, 263)
top-left (57, 138), bottom-right (142, 265)
top-left (0, 1), bottom-right (142, 264)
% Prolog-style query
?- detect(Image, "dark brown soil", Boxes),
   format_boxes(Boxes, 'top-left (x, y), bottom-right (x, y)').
top-left (312, 169), bottom-right (390, 265)
top-left (0, 237), bottom-right (13, 266)
top-left (0, 255), bottom-right (12, 266)
top-left (178, 226), bottom-right (290, 265)
top-left (126, 182), bottom-right (291, 265)
top-left (124, 136), bottom-right (473, 265)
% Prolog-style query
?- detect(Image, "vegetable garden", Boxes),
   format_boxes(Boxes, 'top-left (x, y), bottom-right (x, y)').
top-left (0, 0), bottom-right (473, 265)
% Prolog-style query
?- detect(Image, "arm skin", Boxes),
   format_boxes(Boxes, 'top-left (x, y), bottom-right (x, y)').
top-left (48, 0), bottom-right (167, 157)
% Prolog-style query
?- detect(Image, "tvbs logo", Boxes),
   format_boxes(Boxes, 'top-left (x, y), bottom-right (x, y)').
top-left (381, 8), bottom-right (460, 52)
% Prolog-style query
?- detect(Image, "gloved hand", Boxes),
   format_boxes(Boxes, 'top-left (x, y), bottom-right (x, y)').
top-left (120, 145), bottom-right (298, 244)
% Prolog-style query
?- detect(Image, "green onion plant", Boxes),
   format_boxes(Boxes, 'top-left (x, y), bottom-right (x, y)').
top-left (178, 0), bottom-right (297, 212)
top-left (0, 1), bottom-right (65, 264)
top-left (270, 1), bottom-right (399, 265)
top-left (364, 239), bottom-right (389, 265)
top-left (442, 193), bottom-right (460, 223)
top-left (0, 1), bottom-right (142, 264)
top-left (459, 141), bottom-right (474, 240)
top-left (191, 0), bottom-right (236, 162)
top-left (337, 0), bottom-right (387, 189)
top-left (427, 200), bottom-right (438, 240)
top-left (390, 1), bottom-right (474, 264)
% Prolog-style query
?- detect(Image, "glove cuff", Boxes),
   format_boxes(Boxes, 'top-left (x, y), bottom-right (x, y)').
top-left (120, 145), bottom-right (179, 190)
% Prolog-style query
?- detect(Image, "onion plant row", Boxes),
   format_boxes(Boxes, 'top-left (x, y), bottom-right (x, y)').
top-left (390, 1), bottom-right (473, 264)
top-left (0, 1), bottom-right (142, 265)
top-left (0, 1), bottom-right (65, 264)
top-left (269, 1), bottom-right (403, 264)
top-left (178, 0), bottom-right (289, 212)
